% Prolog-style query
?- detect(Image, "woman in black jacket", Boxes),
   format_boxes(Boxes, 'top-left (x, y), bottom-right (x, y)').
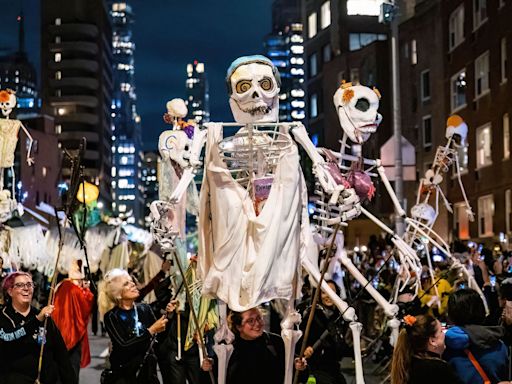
top-left (0, 271), bottom-right (76, 384)
top-left (390, 313), bottom-right (462, 384)
top-left (103, 268), bottom-right (168, 384)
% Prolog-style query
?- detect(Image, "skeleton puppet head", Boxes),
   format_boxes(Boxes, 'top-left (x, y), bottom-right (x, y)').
top-left (445, 114), bottom-right (468, 146)
top-left (333, 82), bottom-right (382, 144)
top-left (166, 98), bottom-right (188, 119)
top-left (226, 55), bottom-right (281, 124)
top-left (0, 89), bottom-right (16, 118)
top-left (411, 203), bottom-right (436, 226)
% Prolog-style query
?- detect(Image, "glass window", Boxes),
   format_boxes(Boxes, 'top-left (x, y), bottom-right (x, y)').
top-left (309, 53), bottom-right (318, 77)
top-left (478, 194), bottom-right (494, 237)
top-left (54, 53), bottom-right (61, 62)
top-left (506, 189), bottom-right (511, 234)
top-left (476, 123), bottom-right (492, 168)
top-left (320, 1), bottom-right (331, 29)
top-left (421, 69), bottom-right (430, 101)
top-left (475, 51), bottom-right (490, 97)
top-left (473, 0), bottom-right (487, 30)
top-left (422, 115), bottom-right (432, 148)
top-left (504, 113), bottom-right (510, 160)
top-left (310, 93), bottom-right (318, 118)
top-left (501, 37), bottom-right (507, 83)
top-left (55, 18), bottom-right (61, 26)
top-left (308, 12), bottom-right (317, 39)
top-left (322, 44), bottom-right (331, 63)
top-left (411, 39), bottom-right (417, 65)
top-left (451, 69), bottom-right (467, 112)
top-left (449, 5), bottom-right (464, 50)
top-left (454, 202), bottom-right (471, 240)
top-left (456, 144), bottom-right (468, 173)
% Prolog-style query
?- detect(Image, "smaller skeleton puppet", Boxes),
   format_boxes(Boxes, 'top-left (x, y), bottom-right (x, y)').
top-left (165, 55), bottom-right (362, 384)
top-left (0, 89), bottom-right (34, 222)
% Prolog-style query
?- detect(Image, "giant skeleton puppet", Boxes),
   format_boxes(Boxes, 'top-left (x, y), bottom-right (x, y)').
top-left (0, 89), bottom-right (34, 222)
top-left (405, 115), bottom-right (487, 311)
top-left (167, 56), bottom-right (363, 384)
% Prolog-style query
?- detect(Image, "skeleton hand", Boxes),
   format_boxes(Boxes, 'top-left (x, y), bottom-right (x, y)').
top-left (335, 187), bottom-right (361, 222)
top-left (150, 201), bottom-right (179, 251)
top-left (313, 162), bottom-right (339, 195)
top-left (26, 157), bottom-right (34, 166)
top-left (466, 207), bottom-right (475, 222)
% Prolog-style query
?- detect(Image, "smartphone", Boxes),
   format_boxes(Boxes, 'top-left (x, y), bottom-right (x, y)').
top-left (490, 275), bottom-right (496, 287)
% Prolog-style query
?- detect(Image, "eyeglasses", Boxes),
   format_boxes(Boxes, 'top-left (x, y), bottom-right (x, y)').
top-left (243, 315), bottom-right (264, 327)
top-left (13, 282), bottom-right (35, 290)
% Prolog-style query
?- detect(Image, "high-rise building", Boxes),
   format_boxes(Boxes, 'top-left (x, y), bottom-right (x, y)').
top-left (185, 61), bottom-right (210, 123)
top-left (109, 1), bottom-right (143, 226)
top-left (40, 0), bottom-right (113, 204)
top-left (264, 0), bottom-right (305, 122)
top-left (141, 151), bottom-right (158, 229)
top-left (0, 11), bottom-right (38, 116)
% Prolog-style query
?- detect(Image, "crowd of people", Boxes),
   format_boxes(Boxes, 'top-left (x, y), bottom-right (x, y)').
top-left (1, 238), bottom-right (512, 384)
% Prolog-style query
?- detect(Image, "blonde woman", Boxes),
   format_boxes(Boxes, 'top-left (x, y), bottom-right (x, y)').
top-left (103, 269), bottom-right (168, 384)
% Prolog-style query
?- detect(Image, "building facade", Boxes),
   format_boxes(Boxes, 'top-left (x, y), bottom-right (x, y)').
top-left (399, 0), bottom-right (512, 247)
top-left (40, 0), bottom-right (113, 204)
top-left (141, 151), bottom-right (158, 229)
top-left (264, 0), bottom-right (305, 122)
top-left (109, 1), bottom-right (144, 226)
top-left (185, 61), bottom-right (210, 124)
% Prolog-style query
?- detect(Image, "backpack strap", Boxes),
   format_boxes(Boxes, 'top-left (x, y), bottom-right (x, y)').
top-left (464, 349), bottom-right (491, 384)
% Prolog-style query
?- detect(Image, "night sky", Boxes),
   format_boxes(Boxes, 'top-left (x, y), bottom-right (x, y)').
top-left (0, 0), bottom-right (274, 149)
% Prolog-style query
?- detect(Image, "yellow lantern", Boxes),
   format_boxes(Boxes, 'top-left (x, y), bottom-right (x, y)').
top-left (76, 181), bottom-right (99, 204)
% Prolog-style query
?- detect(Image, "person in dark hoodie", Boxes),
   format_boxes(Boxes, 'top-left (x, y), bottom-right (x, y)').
top-left (444, 288), bottom-right (509, 384)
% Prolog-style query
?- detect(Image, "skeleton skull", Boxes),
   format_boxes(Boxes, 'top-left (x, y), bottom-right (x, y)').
top-left (411, 203), bottom-right (436, 226)
top-left (0, 89), bottom-right (16, 118)
top-left (166, 98), bottom-right (188, 119)
top-left (227, 55), bottom-right (280, 124)
top-left (445, 114), bottom-right (468, 146)
top-left (333, 83), bottom-right (382, 144)
top-left (159, 129), bottom-right (191, 169)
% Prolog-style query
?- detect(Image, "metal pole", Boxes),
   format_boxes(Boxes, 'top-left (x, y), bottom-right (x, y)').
top-left (391, 3), bottom-right (404, 236)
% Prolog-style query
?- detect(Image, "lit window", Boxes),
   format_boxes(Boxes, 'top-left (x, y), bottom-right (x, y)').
top-left (309, 53), bottom-right (318, 77)
top-left (411, 39), bottom-right (417, 65)
top-left (42, 167), bottom-right (47, 177)
top-left (451, 69), bottom-right (467, 112)
top-left (55, 36), bottom-right (61, 43)
top-left (506, 189), bottom-right (511, 234)
top-left (421, 69), bottom-right (430, 101)
top-left (291, 45), bottom-right (304, 54)
top-left (422, 115), bottom-right (432, 148)
top-left (55, 18), bottom-right (61, 25)
top-left (308, 12), bottom-right (317, 39)
top-left (504, 113), bottom-right (510, 160)
top-left (449, 5), bottom-right (464, 51)
top-left (111, 167), bottom-right (116, 177)
top-left (55, 124), bottom-right (62, 134)
top-left (473, 0), bottom-right (487, 31)
top-left (55, 71), bottom-right (61, 80)
top-left (454, 202), bottom-right (470, 240)
top-left (54, 53), bottom-right (61, 62)
top-left (475, 51), bottom-right (489, 97)
top-left (310, 94), bottom-right (318, 118)
top-left (476, 123), bottom-right (492, 168)
top-left (347, 0), bottom-right (382, 16)
top-left (291, 89), bottom-right (305, 98)
top-left (501, 37), bottom-right (507, 83)
top-left (119, 204), bottom-right (127, 213)
top-left (478, 194), bottom-right (494, 237)
top-left (320, 1), bottom-right (331, 29)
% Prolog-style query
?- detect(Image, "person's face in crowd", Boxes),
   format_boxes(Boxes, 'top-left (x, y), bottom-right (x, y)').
top-left (120, 276), bottom-right (140, 301)
top-left (428, 320), bottom-right (446, 355)
top-left (237, 308), bottom-right (264, 340)
top-left (8, 275), bottom-right (34, 307)
top-left (321, 282), bottom-right (336, 307)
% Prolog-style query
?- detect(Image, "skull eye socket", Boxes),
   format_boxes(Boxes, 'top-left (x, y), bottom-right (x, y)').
top-left (354, 98), bottom-right (370, 112)
top-left (259, 77), bottom-right (274, 91)
top-left (235, 80), bottom-right (252, 94)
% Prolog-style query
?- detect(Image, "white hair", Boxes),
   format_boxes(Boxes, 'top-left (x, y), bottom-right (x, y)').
top-left (104, 268), bottom-right (130, 303)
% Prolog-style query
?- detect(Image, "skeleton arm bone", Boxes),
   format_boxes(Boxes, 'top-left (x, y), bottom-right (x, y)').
top-left (169, 128), bottom-right (208, 203)
top-left (376, 160), bottom-right (406, 217)
top-left (20, 122), bottom-right (34, 165)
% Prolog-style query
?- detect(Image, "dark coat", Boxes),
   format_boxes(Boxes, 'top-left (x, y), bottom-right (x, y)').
top-left (408, 351), bottom-right (463, 384)
top-left (0, 304), bottom-right (77, 384)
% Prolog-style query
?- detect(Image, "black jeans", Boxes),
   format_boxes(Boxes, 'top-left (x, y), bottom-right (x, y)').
top-left (158, 349), bottom-right (201, 384)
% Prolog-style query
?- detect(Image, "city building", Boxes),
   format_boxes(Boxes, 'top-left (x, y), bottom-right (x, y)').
top-left (141, 151), bottom-right (158, 229)
top-left (40, 0), bottom-right (113, 204)
top-left (109, 1), bottom-right (144, 226)
top-left (0, 11), bottom-right (38, 115)
top-left (399, 0), bottom-right (512, 248)
top-left (185, 60), bottom-right (210, 123)
top-left (264, 0), bottom-right (305, 122)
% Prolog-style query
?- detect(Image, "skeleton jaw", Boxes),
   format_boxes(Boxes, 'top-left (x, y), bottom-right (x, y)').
top-left (232, 98), bottom-right (272, 116)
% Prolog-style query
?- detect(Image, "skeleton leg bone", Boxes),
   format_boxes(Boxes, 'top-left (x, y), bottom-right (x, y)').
top-left (349, 321), bottom-right (365, 384)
